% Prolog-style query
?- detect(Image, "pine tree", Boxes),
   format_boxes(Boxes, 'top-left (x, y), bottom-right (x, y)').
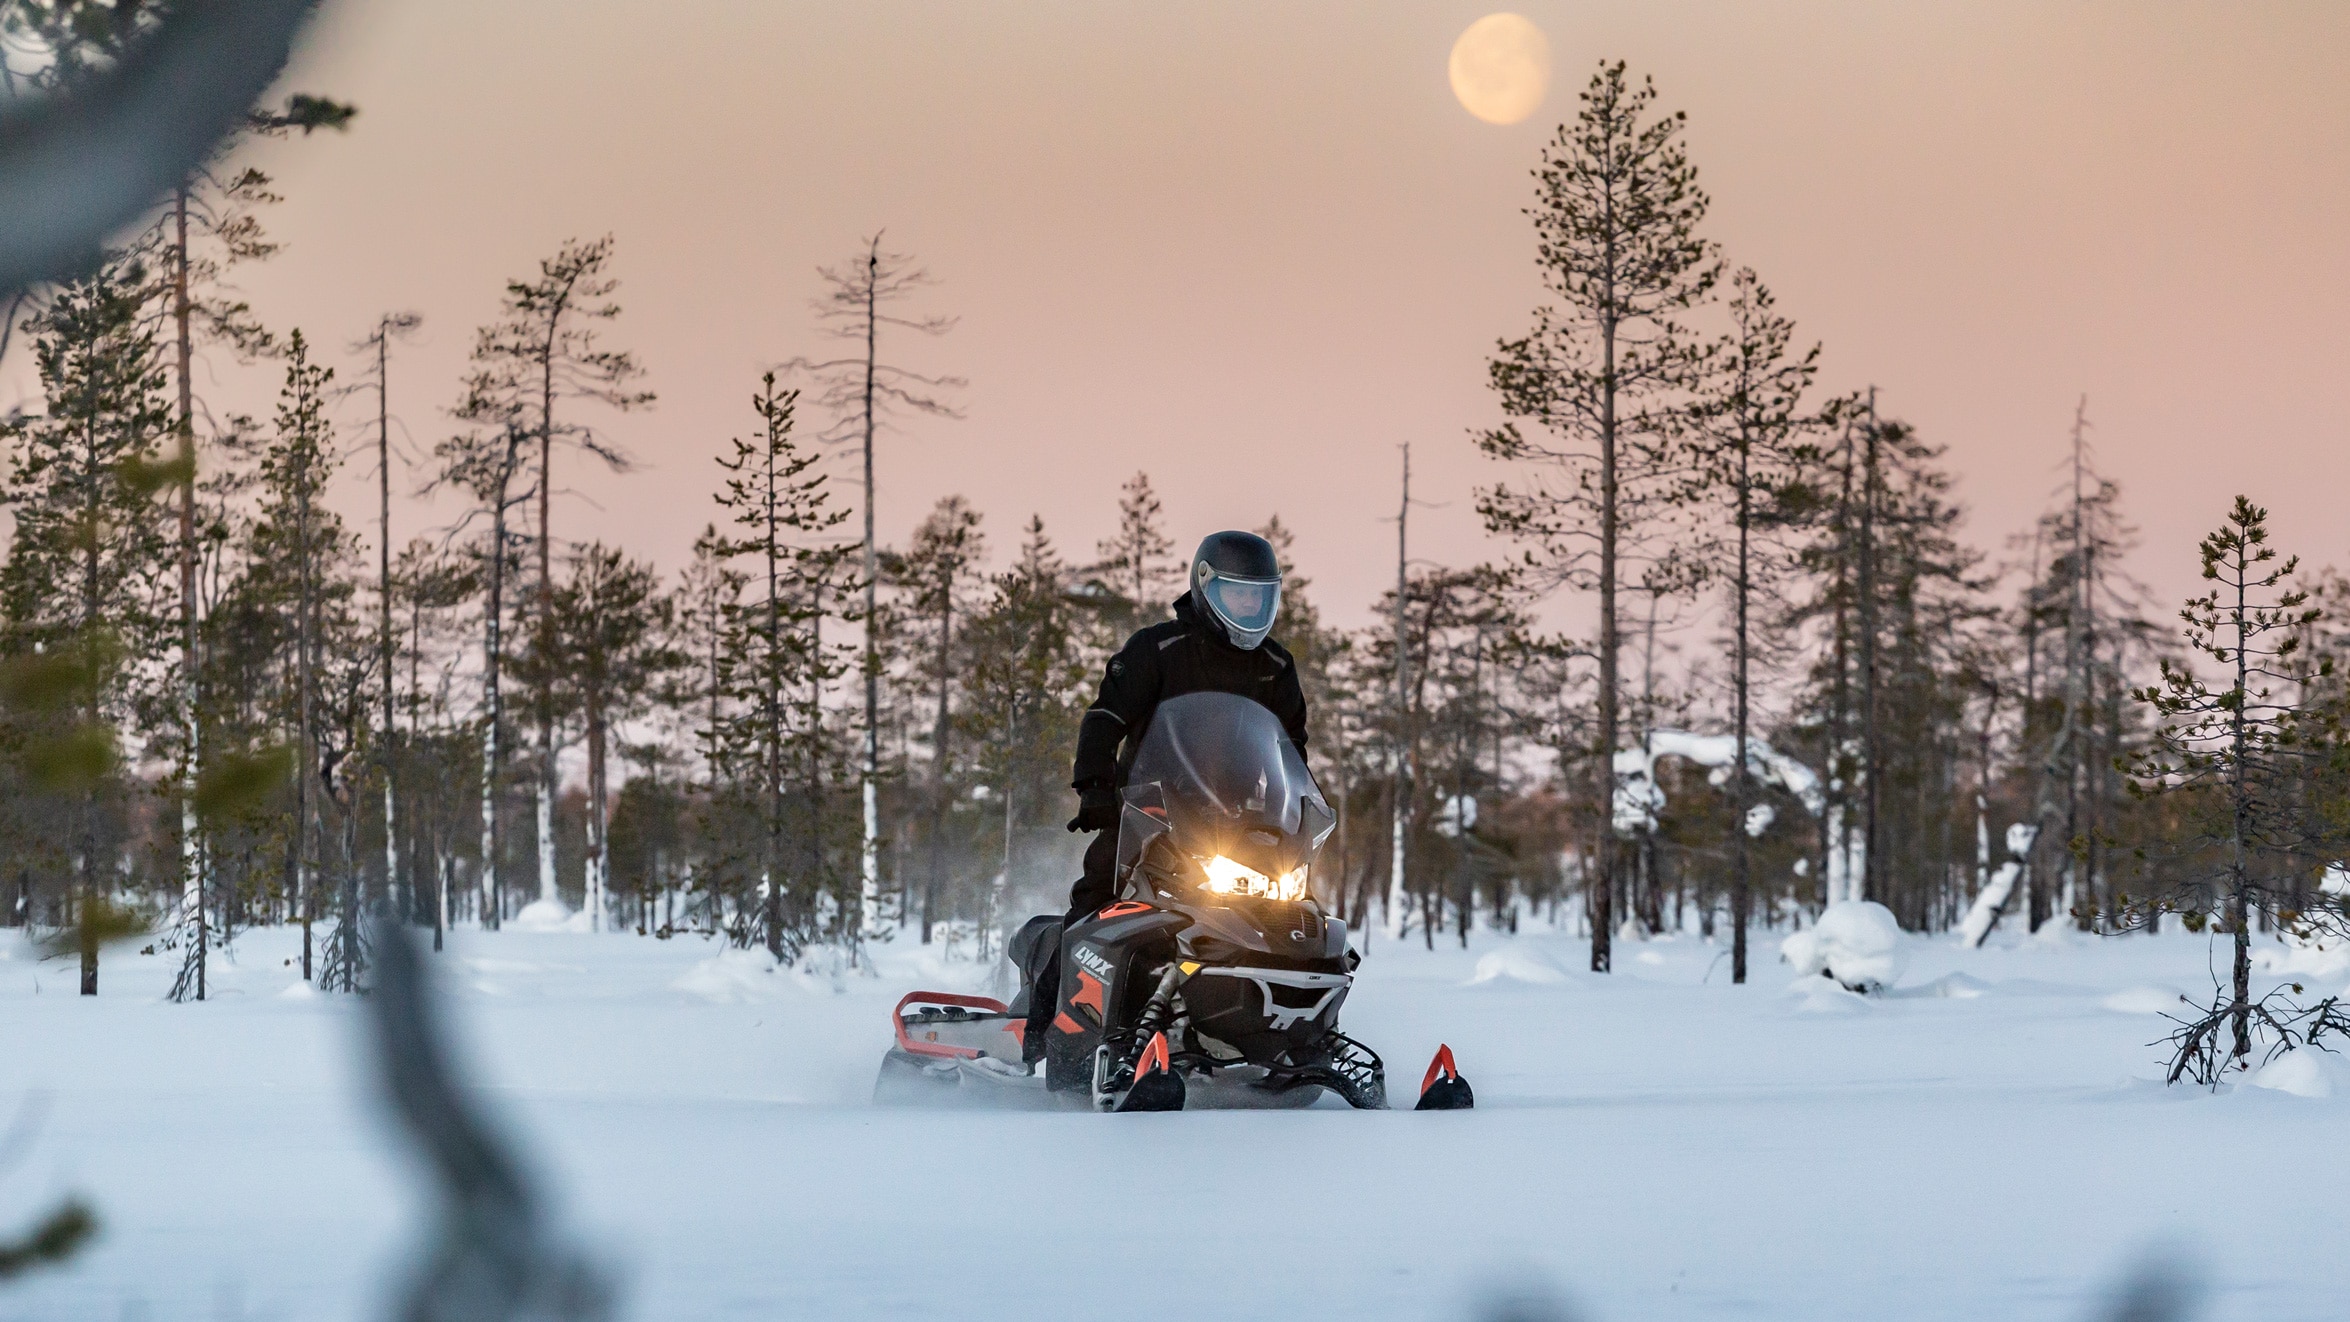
top-left (2127, 497), bottom-right (2345, 1082)
top-left (784, 236), bottom-right (964, 945)
top-left (892, 497), bottom-right (986, 942)
top-left (1689, 268), bottom-right (1821, 981)
top-left (960, 518), bottom-right (1090, 946)
top-left (434, 382), bottom-right (530, 924)
top-left (450, 236), bottom-right (653, 920)
top-left (706, 373), bottom-right (847, 958)
top-left (1091, 471), bottom-right (1177, 634)
top-left (245, 331), bottom-right (356, 983)
top-left (1477, 60), bottom-right (1719, 973)
top-left (0, 257), bottom-right (174, 995)
top-left (548, 544), bottom-right (678, 931)
top-left (350, 312), bottom-right (422, 935)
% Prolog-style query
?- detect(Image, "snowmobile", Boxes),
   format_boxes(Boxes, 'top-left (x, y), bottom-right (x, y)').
top-left (875, 691), bottom-right (1474, 1113)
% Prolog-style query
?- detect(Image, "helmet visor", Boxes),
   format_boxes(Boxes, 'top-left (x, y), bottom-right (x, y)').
top-left (1202, 574), bottom-right (1280, 639)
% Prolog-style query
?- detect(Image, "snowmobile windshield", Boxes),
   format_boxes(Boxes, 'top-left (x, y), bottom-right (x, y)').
top-left (1124, 692), bottom-right (1331, 882)
top-left (1199, 574), bottom-right (1280, 647)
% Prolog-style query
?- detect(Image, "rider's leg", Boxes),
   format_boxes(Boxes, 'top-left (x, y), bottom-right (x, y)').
top-left (1024, 831), bottom-right (1118, 1063)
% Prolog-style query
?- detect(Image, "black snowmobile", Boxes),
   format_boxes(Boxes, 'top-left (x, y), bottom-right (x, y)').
top-left (875, 691), bottom-right (1473, 1113)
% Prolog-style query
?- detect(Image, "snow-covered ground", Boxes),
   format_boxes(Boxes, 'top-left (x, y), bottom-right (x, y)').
top-left (2, 916), bottom-right (2344, 1321)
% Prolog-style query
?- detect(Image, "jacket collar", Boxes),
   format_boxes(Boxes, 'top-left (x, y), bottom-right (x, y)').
top-left (1175, 590), bottom-right (1249, 654)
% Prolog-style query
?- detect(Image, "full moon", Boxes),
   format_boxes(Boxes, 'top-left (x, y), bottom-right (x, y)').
top-left (1448, 13), bottom-right (1551, 126)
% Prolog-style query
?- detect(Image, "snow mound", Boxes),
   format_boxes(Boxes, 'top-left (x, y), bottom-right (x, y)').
top-left (1467, 943), bottom-right (1572, 987)
top-left (2101, 986), bottom-right (2182, 1016)
top-left (670, 949), bottom-right (784, 1003)
top-left (2247, 1050), bottom-right (2347, 1099)
top-left (1891, 972), bottom-right (1989, 1000)
top-left (1780, 901), bottom-right (1907, 993)
top-left (2254, 933), bottom-right (2350, 980)
top-left (510, 899), bottom-right (582, 932)
top-left (1786, 975), bottom-right (1872, 1015)
top-left (277, 981), bottom-right (317, 1000)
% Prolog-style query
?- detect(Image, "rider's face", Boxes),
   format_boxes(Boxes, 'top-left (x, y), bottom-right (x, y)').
top-left (1217, 580), bottom-right (1270, 619)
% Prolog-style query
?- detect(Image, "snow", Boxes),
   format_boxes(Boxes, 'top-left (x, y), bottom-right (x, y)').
top-left (2101, 986), bottom-right (2184, 1015)
top-left (1780, 900), bottom-right (1909, 993)
top-left (2245, 1050), bottom-right (2347, 1099)
top-left (1611, 730), bottom-right (1823, 838)
top-left (1958, 822), bottom-right (2039, 948)
top-left (1466, 940), bottom-right (1575, 987)
top-left (511, 898), bottom-right (583, 932)
top-left (2, 922), bottom-right (2347, 1320)
top-left (668, 948), bottom-right (787, 1003)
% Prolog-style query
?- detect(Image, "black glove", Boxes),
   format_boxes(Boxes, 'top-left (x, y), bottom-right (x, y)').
top-left (1065, 786), bottom-right (1119, 834)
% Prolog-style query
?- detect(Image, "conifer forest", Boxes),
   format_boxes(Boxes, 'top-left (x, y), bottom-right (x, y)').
top-left (4, 5), bottom-right (2346, 1321)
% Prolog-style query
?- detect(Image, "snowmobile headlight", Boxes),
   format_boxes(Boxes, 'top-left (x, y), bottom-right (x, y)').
top-left (1272, 866), bottom-right (1309, 902)
top-left (1202, 854), bottom-right (1267, 895)
top-left (1201, 856), bottom-right (1312, 902)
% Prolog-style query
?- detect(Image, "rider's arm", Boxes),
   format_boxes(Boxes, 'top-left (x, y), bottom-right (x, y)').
top-left (1270, 650), bottom-right (1309, 765)
top-left (1072, 632), bottom-right (1158, 791)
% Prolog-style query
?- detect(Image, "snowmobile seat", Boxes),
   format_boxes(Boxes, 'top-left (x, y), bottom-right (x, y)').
top-left (1005, 914), bottom-right (1064, 1017)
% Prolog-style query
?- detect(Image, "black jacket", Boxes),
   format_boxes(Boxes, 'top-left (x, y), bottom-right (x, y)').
top-left (1071, 591), bottom-right (1308, 794)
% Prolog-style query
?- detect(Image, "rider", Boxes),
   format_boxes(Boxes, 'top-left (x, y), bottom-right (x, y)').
top-left (1023, 530), bottom-right (1309, 1060)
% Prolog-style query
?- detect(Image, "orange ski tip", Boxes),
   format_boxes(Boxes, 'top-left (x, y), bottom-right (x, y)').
top-left (1137, 1031), bottom-right (1171, 1077)
top-left (1420, 1043), bottom-right (1459, 1095)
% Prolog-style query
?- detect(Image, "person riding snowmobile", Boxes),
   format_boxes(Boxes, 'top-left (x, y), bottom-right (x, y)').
top-left (1022, 529), bottom-right (1306, 1061)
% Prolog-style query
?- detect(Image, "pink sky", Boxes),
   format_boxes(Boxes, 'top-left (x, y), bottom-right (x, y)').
top-left (39, 1), bottom-right (2350, 634)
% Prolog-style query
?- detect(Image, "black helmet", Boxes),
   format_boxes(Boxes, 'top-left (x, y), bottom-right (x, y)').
top-left (1190, 531), bottom-right (1282, 651)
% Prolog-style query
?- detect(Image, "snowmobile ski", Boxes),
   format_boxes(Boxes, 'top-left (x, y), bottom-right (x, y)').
top-left (1413, 1043), bottom-right (1474, 1111)
top-left (1112, 1031), bottom-right (1186, 1112)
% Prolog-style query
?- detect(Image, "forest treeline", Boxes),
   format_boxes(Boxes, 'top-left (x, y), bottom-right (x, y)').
top-left (7, 24), bottom-right (2349, 1081)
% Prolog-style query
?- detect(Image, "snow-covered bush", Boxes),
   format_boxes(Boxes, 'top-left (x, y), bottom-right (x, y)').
top-left (1780, 901), bottom-right (1907, 993)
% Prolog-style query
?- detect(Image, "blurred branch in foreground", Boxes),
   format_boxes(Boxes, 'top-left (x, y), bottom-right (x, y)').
top-left (365, 920), bottom-right (613, 1322)
top-left (0, 0), bottom-right (318, 295)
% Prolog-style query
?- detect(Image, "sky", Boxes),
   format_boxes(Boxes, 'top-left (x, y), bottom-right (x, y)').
top-left (22, 0), bottom-right (2350, 633)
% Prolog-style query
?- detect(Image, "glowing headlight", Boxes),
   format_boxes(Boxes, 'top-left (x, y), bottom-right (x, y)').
top-left (1201, 856), bottom-right (1311, 902)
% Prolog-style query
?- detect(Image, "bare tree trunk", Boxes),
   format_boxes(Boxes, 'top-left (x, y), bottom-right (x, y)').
top-left (586, 698), bottom-right (608, 931)
top-left (1386, 446), bottom-right (1410, 943)
top-left (536, 334), bottom-right (560, 911)
top-left (378, 326), bottom-right (399, 926)
top-left (479, 429), bottom-right (521, 929)
top-left (859, 240), bottom-right (884, 948)
top-left (173, 184), bottom-right (206, 1000)
top-left (1731, 421), bottom-right (1753, 983)
top-left (1855, 392), bottom-right (1880, 907)
top-left (296, 421), bottom-right (316, 981)
top-left (2229, 554), bottom-right (2252, 1062)
top-left (923, 567), bottom-right (952, 944)
top-left (1593, 299), bottom-right (1619, 974)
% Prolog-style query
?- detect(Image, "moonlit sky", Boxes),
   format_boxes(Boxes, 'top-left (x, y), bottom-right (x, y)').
top-left (20, 1), bottom-right (2350, 635)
